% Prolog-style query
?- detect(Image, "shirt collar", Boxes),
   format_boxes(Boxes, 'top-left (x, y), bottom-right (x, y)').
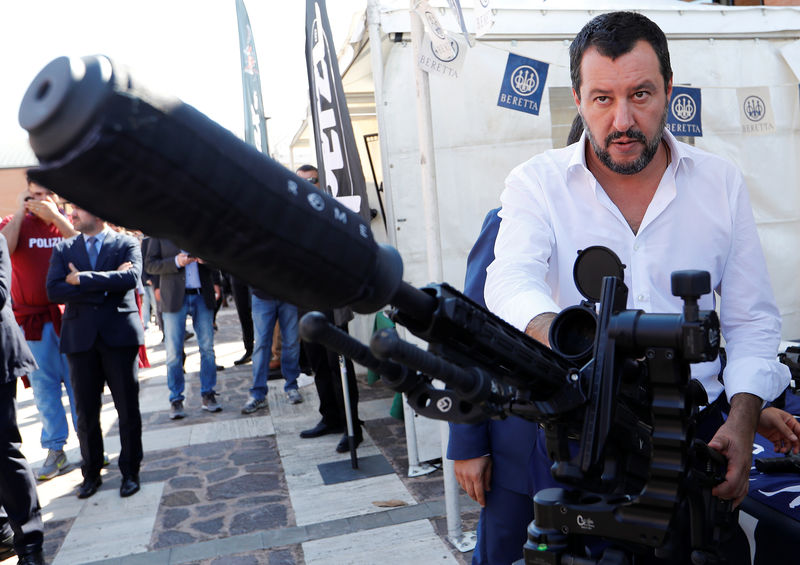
top-left (566, 128), bottom-right (695, 179)
top-left (86, 226), bottom-right (110, 246)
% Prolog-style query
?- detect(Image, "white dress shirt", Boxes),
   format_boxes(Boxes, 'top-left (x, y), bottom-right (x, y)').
top-left (485, 129), bottom-right (789, 404)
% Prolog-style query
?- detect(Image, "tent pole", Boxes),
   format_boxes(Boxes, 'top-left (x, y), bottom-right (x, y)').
top-left (367, 0), bottom-right (429, 477)
top-left (367, 0), bottom-right (398, 247)
top-left (409, 1), bottom-right (469, 551)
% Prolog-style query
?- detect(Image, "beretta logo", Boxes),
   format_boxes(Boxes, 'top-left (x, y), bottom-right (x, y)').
top-left (510, 65), bottom-right (539, 97)
top-left (671, 94), bottom-right (696, 122)
top-left (743, 96), bottom-right (766, 122)
top-left (433, 38), bottom-right (459, 63)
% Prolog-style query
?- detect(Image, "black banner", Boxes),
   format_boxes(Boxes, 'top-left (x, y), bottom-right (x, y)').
top-left (305, 0), bottom-right (370, 222)
top-left (235, 0), bottom-right (269, 154)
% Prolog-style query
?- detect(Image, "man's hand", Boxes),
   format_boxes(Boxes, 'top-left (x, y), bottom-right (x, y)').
top-left (25, 195), bottom-right (61, 224)
top-left (214, 284), bottom-right (221, 301)
top-left (176, 252), bottom-right (197, 267)
top-left (454, 457), bottom-right (492, 507)
top-left (708, 392), bottom-right (762, 507)
top-left (117, 261), bottom-right (133, 272)
top-left (757, 406), bottom-right (800, 455)
top-left (66, 262), bottom-right (82, 286)
top-left (524, 312), bottom-right (556, 346)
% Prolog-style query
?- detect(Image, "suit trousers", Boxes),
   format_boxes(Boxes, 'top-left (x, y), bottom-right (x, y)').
top-left (0, 381), bottom-right (44, 556)
top-left (304, 325), bottom-right (359, 428)
top-left (67, 339), bottom-right (142, 480)
top-left (472, 484), bottom-right (534, 565)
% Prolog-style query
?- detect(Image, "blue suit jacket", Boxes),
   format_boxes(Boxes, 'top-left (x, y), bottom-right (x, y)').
top-left (447, 209), bottom-right (541, 495)
top-left (46, 229), bottom-right (144, 354)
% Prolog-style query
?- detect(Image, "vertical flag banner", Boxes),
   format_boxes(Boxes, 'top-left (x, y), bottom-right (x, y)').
top-left (667, 86), bottom-right (702, 137)
top-left (414, 0), bottom-right (456, 61)
top-left (497, 53), bottom-right (549, 115)
top-left (305, 0), bottom-right (370, 220)
top-left (474, 0), bottom-right (494, 38)
top-left (446, 0), bottom-right (472, 46)
top-left (737, 86), bottom-right (776, 136)
top-left (235, 0), bottom-right (269, 154)
top-left (418, 35), bottom-right (467, 79)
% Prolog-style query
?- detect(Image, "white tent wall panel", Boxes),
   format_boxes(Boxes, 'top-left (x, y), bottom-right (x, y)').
top-left (374, 23), bottom-right (800, 338)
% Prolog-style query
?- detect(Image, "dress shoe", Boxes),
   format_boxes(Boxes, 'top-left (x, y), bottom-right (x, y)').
top-left (16, 550), bottom-right (44, 565)
top-left (335, 431), bottom-right (364, 453)
top-left (77, 476), bottom-right (102, 499)
top-left (233, 351), bottom-right (252, 365)
top-left (120, 475), bottom-right (140, 497)
top-left (0, 528), bottom-right (14, 560)
top-left (300, 420), bottom-right (344, 439)
top-left (216, 364), bottom-right (225, 371)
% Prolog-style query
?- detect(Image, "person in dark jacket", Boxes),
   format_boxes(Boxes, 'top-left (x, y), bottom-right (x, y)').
top-left (0, 233), bottom-right (45, 564)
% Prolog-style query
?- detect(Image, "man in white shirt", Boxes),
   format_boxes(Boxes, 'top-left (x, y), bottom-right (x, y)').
top-left (485, 11), bottom-right (790, 509)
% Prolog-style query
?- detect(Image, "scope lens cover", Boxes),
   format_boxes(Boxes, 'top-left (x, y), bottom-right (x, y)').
top-left (573, 246), bottom-right (625, 303)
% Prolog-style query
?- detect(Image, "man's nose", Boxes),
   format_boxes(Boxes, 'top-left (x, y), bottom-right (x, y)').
top-left (612, 101), bottom-right (635, 133)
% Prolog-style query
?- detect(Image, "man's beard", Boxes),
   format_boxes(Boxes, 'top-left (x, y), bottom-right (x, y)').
top-left (582, 107), bottom-right (667, 175)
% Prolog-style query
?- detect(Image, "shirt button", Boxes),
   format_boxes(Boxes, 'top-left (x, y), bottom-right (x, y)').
top-left (637, 294), bottom-right (645, 301)
top-left (633, 243), bottom-right (640, 251)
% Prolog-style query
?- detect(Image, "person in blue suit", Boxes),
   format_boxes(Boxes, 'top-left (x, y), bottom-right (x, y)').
top-left (448, 208), bottom-right (544, 565)
top-left (46, 206), bottom-right (144, 499)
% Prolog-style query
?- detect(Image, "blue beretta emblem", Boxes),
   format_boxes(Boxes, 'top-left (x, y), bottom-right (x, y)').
top-left (671, 94), bottom-right (695, 122)
top-left (667, 86), bottom-right (702, 137)
top-left (497, 53), bottom-right (549, 116)
top-left (743, 96), bottom-right (766, 122)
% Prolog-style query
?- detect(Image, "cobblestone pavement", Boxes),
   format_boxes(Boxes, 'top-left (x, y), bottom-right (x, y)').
top-left (9, 304), bottom-right (480, 565)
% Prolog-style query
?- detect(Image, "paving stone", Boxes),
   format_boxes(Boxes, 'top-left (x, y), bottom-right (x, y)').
top-left (230, 504), bottom-right (288, 535)
top-left (207, 467), bottom-right (239, 483)
top-left (153, 529), bottom-right (197, 549)
top-left (196, 460), bottom-right (229, 471)
top-left (230, 448), bottom-right (275, 466)
top-left (212, 555), bottom-right (260, 565)
top-left (267, 547), bottom-right (299, 565)
top-left (206, 474), bottom-right (280, 500)
top-left (162, 508), bottom-right (191, 529)
top-left (170, 475), bottom-right (204, 489)
top-left (163, 490), bottom-right (201, 507)
top-left (195, 502), bottom-right (227, 517)
top-left (192, 516), bottom-right (225, 535)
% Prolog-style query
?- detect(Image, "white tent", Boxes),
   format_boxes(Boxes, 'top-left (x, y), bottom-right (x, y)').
top-left (298, 0), bottom-right (800, 342)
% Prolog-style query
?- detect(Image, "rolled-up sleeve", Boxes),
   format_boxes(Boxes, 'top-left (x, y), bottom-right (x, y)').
top-left (719, 172), bottom-right (789, 403)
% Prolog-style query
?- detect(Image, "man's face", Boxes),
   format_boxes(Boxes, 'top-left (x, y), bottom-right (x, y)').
top-left (296, 169), bottom-right (319, 185)
top-left (27, 183), bottom-right (52, 202)
top-left (70, 206), bottom-right (101, 234)
top-left (573, 41), bottom-right (672, 176)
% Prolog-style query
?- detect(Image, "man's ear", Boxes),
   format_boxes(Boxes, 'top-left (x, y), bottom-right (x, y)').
top-left (572, 88), bottom-right (581, 108)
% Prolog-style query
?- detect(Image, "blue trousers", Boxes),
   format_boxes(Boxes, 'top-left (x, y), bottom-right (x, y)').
top-left (24, 322), bottom-right (77, 451)
top-left (162, 293), bottom-right (217, 402)
top-left (250, 296), bottom-right (300, 397)
top-left (472, 484), bottom-right (534, 565)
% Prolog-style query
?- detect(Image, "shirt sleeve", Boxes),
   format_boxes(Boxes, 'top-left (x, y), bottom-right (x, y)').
top-left (718, 170), bottom-right (790, 403)
top-left (485, 163), bottom-right (560, 331)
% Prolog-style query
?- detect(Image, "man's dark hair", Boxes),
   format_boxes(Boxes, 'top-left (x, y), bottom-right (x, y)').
top-left (569, 11), bottom-right (672, 100)
top-left (25, 169), bottom-right (52, 193)
top-left (296, 164), bottom-right (318, 174)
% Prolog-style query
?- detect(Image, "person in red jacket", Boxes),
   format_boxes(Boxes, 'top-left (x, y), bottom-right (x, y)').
top-left (0, 174), bottom-right (78, 481)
